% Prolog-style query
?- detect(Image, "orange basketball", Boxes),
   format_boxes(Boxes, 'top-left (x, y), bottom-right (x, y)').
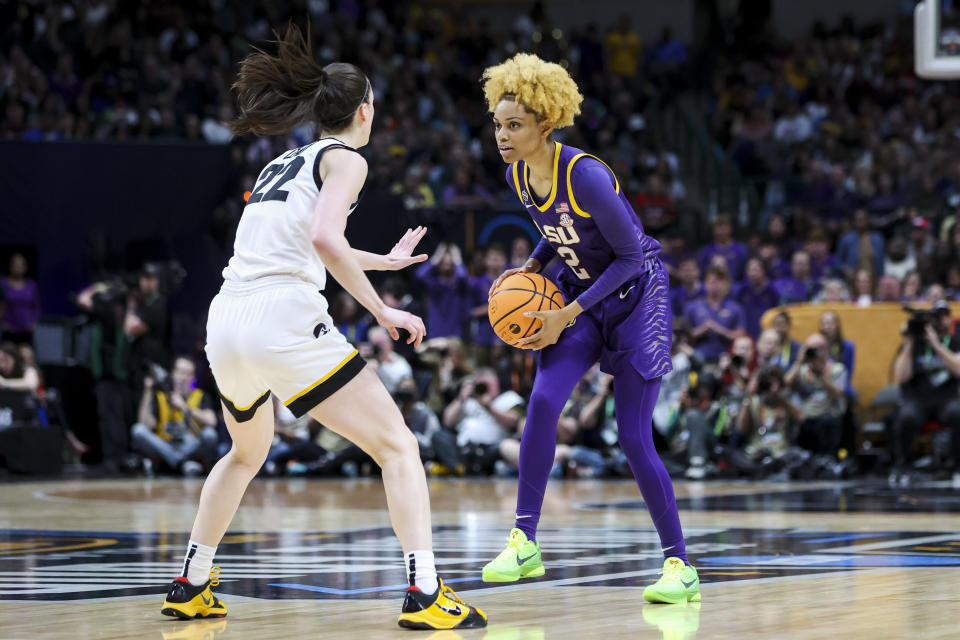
top-left (488, 272), bottom-right (565, 346)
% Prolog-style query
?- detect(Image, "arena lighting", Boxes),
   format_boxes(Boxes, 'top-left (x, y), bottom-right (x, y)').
top-left (915, 0), bottom-right (960, 78)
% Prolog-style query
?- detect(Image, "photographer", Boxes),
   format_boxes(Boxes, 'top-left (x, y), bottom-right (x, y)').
top-left (130, 355), bottom-right (218, 476)
top-left (367, 326), bottom-right (413, 395)
top-left (785, 333), bottom-right (848, 458)
top-left (394, 377), bottom-right (441, 460)
top-left (735, 366), bottom-right (803, 477)
top-left (890, 302), bottom-right (960, 481)
top-left (125, 264), bottom-right (169, 376)
top-left (431, 368), bottom-right (523, 475)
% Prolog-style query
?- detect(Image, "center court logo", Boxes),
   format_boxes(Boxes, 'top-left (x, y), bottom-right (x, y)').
top-left (1, 526), bottom-right (958, 602)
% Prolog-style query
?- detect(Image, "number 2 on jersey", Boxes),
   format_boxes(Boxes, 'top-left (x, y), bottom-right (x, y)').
top-left (247, 156), bottom-right (306, 204)
top-left (556, 247), bottom-right (590, 280)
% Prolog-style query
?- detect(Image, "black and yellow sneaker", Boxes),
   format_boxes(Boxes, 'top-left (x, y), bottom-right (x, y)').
top-left (161, 567), bottom-right (228, 620)
top-left (397, 578), bottom-right (487, 630)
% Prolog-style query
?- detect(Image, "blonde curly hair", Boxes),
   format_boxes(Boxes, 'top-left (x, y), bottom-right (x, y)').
top-left (482, 53), bottom-right (583, 129)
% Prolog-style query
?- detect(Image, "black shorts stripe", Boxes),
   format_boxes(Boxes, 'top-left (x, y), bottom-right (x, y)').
top-left (219, 389), bottom-right (271, 423)
top-left (285, 352), bottom-right (367, 418)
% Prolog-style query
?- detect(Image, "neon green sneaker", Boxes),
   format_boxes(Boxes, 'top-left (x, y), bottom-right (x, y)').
top-left (642, 557), bottom-right (701, 604)
top-left (481, 528), bottom-right (544, 582)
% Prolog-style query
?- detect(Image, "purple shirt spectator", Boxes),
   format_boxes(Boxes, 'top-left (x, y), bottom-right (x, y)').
top-left (698, 242), bottom-right (748, 281)
top-left (415, 253), bottom-right (471, 339)
top-left (470, 273), bottom-right (497, 346)
top-left (1, 254), bottom-right (40, 343)
top-left (670, 282), bottom-right (704, 318)
top-left (684, 298), bottom-right (746, 361)
top-left (735, 280), bottom-right (779, 338)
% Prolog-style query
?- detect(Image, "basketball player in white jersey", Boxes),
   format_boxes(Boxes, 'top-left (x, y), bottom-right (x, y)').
top-left (159, 25), bottom-right (486, 630)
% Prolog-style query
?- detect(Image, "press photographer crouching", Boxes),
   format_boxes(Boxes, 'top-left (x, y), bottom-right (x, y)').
top-left (890, 302), bottom-right (960, 484)
top-left (785, 333), bottom-right (848, 461)
top-left (130, 356), bottom-right (218, 476)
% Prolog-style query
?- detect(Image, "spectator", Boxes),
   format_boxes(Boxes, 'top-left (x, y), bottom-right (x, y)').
top-left (130, 356), bottom-right (218, 476)
top-left (470, 243), bottom-right (507, 356)
top-left (0, 253), bottom-right (41, 346)
top-left (394, 377), bottom-right (441, 460)
top-left (819, 311), bottom-right (855, 394)
top-left (774, 250), bottom-right (821, 304)
top-left (853, 268), bottom-right (875, 307)
top-left (785, 333), bottom-right (848, 459)
top-left (670, 257), bottom-right (704, 317)
top-left (605, 15), bottom-right (643, 78)
top-left (735, 366), bottom-right (802, 477)
top-left (876, 275), bottom-right (902, 303)
top-left (634, 174), bottom-right (676, 233)
top-left (890, 302), bottom-right (960, 484)
top-left (367, 326), bottom-right (413, 395)
top-left (330, 290), bottom-right (371, 344)
top-left (432, 368), bottom-right (523, 475)
top-left (508, 236), bottom-right (534, 270)
top-left (771, 311), bottom-right (801, 369)
top-left (815, 279), bottom-right (851, 304)
top-left (884, 236), bottom-right (917, 282)
top-left (76, 281), bottom-right (133, 473)
top-left (835, 209), bottom-right (885, 284)
top-left (415, 243), bottom-right (471, 339)
top-left (442, 167), bottom-right (496, 208)
top-left (698, 215), bottom-right (748, 281)
top-left (0, 341), bottom-right (40, 392)
top-left (684, 266), bottom-right (746, 363)
top-left (757, 328), bottom-right (790, 369)
top-left (901, 271), bottom-right (924, 303)
top-left (126, 263), bottom-right (169, 375)
top-left (735, 257), bottom-right (779, 338)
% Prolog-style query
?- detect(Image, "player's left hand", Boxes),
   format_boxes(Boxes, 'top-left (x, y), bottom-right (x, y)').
top-left (516, 308), bottom-right (574, 350)
top-left (383, 226), bottom-right (428, 270)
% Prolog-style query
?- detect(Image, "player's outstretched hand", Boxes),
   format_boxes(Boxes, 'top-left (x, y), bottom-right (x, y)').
top-left (383, 226), bottom-right (428, 270)
top-left (376, 306), bottom-right (427, 347)
top-left (489, 266), bottom-right (530, 297)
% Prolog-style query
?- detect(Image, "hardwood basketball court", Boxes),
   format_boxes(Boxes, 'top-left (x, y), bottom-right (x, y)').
top-left (2, 477), bottom-right (959, 639)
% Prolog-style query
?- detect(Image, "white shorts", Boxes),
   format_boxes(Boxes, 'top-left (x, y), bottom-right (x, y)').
top-left (205, 277), bottom-right (366, 422)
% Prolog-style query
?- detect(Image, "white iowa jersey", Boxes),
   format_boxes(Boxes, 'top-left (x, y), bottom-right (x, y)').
top-left (223, 137), bottom-right (362, 290)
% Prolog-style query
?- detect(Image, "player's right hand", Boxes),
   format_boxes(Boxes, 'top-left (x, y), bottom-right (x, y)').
top-left (376, 306), bottom-right (426, 348)
top-left (489, 267), bottom-right (526, 297)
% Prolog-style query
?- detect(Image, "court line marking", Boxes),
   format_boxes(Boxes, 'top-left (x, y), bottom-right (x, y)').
top-left (825, 533), bottom-right (960, 553)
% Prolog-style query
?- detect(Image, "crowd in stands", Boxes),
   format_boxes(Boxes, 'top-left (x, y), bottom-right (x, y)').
top-left (1, 3), bottom-right (959, 483)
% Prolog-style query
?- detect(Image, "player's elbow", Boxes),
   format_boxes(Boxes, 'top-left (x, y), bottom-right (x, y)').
top-left (311, 231), bottom-right (348, 260)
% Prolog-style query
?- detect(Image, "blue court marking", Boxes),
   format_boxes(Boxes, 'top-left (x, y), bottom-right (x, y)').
top-left (801, 533), bottom-right (901, 544)
top-left (699, 555), bottom-right (960, 567)
top-left (0, 529), bottom-right (157, 538)
top-left (269, 577), bottom-right (474, 595)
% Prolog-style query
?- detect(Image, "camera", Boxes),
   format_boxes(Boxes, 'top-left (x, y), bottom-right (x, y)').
top-left (803, 347), bottom-right (819, 363)
top-left (903, 306), bottom-right (939, 341)
top-left (147, 362), bottom-right (174, 394)
top-left (730, 354), bottom-right (745, 370)
top-left (473, 381), bottom-right (489, 396)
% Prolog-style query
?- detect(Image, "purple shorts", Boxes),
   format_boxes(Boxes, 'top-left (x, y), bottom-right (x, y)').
top-left (552, 259), bottom-right (673, 380)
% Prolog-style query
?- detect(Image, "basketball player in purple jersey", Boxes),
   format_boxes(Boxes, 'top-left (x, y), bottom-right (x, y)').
top-left (479, 53), bottom-right (700, 604)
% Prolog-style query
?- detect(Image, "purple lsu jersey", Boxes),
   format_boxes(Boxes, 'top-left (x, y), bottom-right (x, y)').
top-left (506, 143), bottom-right (662, 286)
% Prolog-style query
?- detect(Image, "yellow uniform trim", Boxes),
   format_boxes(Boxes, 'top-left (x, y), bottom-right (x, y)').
top-left (566, 153), bottom-right (620, 218)
top-left (511, 161), bottom-right (523, 203)
top-left (522, 143), bottom-right (563, 212)
top-left (284, 350), bottom-right (359, 406)
top-left (219, 389), bottom-right (269, 413)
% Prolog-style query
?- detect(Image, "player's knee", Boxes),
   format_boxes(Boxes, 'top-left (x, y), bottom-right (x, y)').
top-left (230, 439), bottom-right (271, 469)
top-left (372, 424), bottom-right (419, 465)
top-left (528, 388), bottom-right (564, 418)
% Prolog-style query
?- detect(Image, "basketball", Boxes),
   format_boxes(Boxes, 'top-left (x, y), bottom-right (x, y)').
top-left (488, 272), bottom-right (565, 346)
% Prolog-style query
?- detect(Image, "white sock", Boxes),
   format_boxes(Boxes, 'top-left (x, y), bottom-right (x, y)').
top-left (182, 540), bottom-right (217, 586)
top-left (404, 550), bottom-right (438, 594)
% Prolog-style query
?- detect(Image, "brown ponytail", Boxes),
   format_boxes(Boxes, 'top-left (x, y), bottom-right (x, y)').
top-left (228, 23), bottom-right (370, 137)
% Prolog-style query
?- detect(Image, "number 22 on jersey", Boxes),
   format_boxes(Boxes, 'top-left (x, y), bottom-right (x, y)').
top-left (540, 224), bottom-right (590, 280)
top-left (247, 156), bottom-right (306, 204)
